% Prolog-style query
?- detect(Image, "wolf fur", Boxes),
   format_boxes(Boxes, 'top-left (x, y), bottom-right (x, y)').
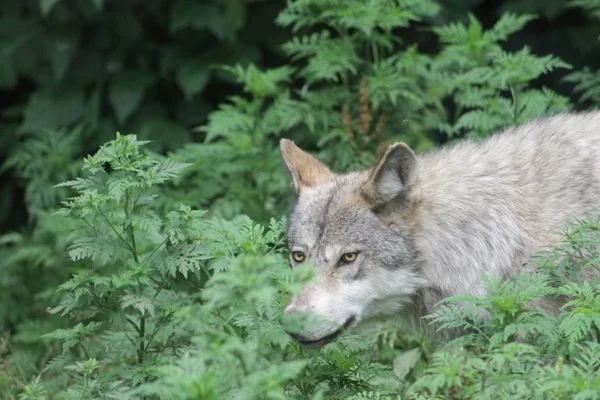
top-left (280, 111), bottom-right (600, 346)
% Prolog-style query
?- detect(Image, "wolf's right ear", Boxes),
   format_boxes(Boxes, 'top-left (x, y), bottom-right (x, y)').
top-left (280, 139), bottom-right (334, 195)
top-left (361, 142), bottom-right (417, 207)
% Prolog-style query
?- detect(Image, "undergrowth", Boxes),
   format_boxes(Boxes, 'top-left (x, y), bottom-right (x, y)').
top-left (12, 132), bottom-right (600, 400)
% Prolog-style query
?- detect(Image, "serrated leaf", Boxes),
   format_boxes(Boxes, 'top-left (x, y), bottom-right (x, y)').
top-left (137, 159), bottom-right (191, 186)
top-left (201, 101), bottom-right (254, 142)
top-left (107, 177), bottom-right (137, 204)
top-left (42, 322), bottom-right (104, 354)
top-left (486, 13), bottom-right (536, 42)
top-left (109, 70), bottom-right (155, 123)
top-left (393, 347), bottom-right (421, 380)
top-left (67, 236), bottom-right (121, 265)
top-left (132, 212), bottom-right (163, 239)
top-left (42, 354), bottom-right (72, 373)
top-left (121, 294), bottom-right (156, 317)
top-left (224, 64), bottom-right (294, 97)
top-left (161, 244), bottom-right (210, 278)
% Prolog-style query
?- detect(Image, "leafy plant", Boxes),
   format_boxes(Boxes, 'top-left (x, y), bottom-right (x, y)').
top-left (28, 133), bottom-right (203, 397)
top-left (15, 132), bottom-right (397, 399)
top-left (430, 13), bottom-right (571, 138)
top-left (406, 213), bottom-right (600, 399)
top-left (22, 132), bottom-right (600, 399)
top-left (166, 0), bottom-right (572, 226)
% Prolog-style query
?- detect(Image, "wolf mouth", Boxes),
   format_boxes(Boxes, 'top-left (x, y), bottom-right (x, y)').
top-left (290, 316), bottom-right (356, 348)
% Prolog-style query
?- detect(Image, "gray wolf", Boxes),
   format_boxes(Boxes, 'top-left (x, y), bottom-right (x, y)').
top-left (279, 111), bottom-right (600, 347)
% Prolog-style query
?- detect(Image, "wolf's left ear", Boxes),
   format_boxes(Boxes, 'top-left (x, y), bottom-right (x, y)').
top-left (361, 142), bottom-right (417, 206)
top-left (280, 139), bottom-right (334, 194)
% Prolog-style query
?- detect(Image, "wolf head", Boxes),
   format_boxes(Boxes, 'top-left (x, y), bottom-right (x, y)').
top-left (280, 139), bottom-right (426, 347)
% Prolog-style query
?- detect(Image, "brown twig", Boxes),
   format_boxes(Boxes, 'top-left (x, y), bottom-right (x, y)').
top-left (342, 102), bottom-right (354, 140)
top-left (359, 78), bottom-right (372, 135)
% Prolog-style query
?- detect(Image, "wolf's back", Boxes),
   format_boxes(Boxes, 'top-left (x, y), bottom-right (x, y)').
top-left (411, 111), bottom-right (600, 314)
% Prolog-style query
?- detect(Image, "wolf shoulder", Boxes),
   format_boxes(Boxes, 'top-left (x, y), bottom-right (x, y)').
top-left (409, 110), bottom-right (600, 301)
top-left (416, 110), bottom-right (600, 203)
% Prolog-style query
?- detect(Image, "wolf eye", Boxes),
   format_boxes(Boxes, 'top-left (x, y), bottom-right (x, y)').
top-left (341, 252), bottom-right (358, 264)
top-left (291, 251), bottom-right (305, 263)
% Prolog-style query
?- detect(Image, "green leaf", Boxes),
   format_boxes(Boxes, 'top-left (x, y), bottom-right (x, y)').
top-left (67, 236), bottom-right (119, 265)
top-left (108, 70), bottom-right (155, 123)
top-left (283, 34), bottom-right (359, 83)
top-left (393, 347), bottom-right (422, 381)
top-left (201, 99), bottom-right (254, 143)
top-left (20, 85), bottom-right (85, 132)
top-left (47, 33), bottom-right (78, 82)
top-left (485, 13), bottom-right (536, 42)
top-left (223, 0), bottom-right (246, 38)
top-left (42, 322), bottom-right (104, 354)
top-left (170, 0), bottom-right (225, 39)
top-left (176, 59), bottom-right (211, 99)
top-left (40, 0), bottom-right (61, 16)
top-left (161, 244), bottom-right (209, 278)
top-left (222, 64), bottom-right (294, 97)
top-left (121, 294), bottom-right (156, 317)
top-left (138, 159), bottom-right (192, 186)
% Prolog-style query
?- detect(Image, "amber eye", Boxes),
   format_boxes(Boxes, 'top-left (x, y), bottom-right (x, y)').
top-left (291, 251), bottom-right (305, 263)
top-left (341, 252), bottom-right (358, 263)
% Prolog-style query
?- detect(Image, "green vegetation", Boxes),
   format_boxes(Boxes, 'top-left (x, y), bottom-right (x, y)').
top-left (2, 0), bottom-right (600, 398)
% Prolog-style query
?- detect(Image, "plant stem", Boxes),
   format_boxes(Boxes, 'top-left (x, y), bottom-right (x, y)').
top-left (510, 83), bottom-right (519, 123)
top-left (372, 42), bottom-right (379, 64)
top-left (125, 317), bottom-right (141, 334)
top-left (80, 343), bottom-right (91, 360)
top-left (124, 189), bottom-right (140, 264)
top-left (80, 377), bottom-right (88, 400)
top-left (97, 209), bottom-right (134, 252)
top-left (124, 188), bottom-right (144, 364)
top-left (144, 237), bottom-right (169, 264)
top-left (138, 315), bottom-right (146, 364)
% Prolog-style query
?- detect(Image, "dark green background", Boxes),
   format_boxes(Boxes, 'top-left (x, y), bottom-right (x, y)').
top-left (1, 0), bottom-right (599, 233)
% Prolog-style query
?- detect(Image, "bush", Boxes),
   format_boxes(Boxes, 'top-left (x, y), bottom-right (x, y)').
top-left (15, 135), bottom-right (600, 399)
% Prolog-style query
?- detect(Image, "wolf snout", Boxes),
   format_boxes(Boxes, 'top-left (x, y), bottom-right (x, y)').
top-left (282, 312), bottom-right (357, 348)
top-left (284, 298), bottom-right (316, 315)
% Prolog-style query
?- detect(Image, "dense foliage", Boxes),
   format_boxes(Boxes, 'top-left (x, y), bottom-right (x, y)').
top-left (3, 0), bottom-right (600, 398)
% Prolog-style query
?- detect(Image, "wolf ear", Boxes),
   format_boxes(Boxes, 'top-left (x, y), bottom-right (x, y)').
top-left (361, 142), bottom-right (417, 206)
top-left (280, 139), bottom-right (334, 194)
